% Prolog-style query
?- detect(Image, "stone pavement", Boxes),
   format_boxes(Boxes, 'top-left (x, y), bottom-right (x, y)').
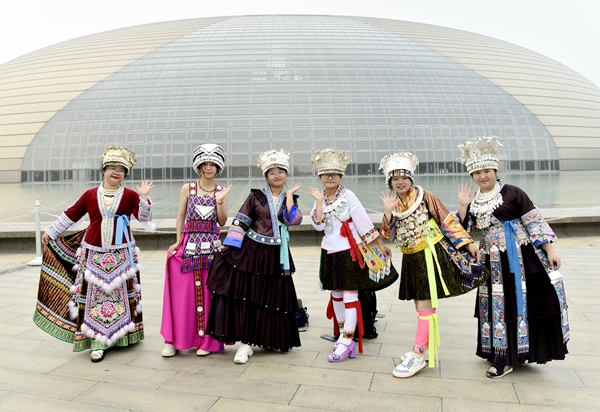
top-left (1, 238), bottom-right (599, 411)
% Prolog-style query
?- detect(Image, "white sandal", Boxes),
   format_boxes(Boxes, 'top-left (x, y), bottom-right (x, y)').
top-left (91, 350), bottom-right (105, 363)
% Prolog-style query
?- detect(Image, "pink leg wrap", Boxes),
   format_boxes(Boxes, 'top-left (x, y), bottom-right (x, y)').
top-left (413, 308), bottom-right (436, 354)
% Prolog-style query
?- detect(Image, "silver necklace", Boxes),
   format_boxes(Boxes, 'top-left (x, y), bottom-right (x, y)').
top-left (470, 182), bottom-right (503, 229)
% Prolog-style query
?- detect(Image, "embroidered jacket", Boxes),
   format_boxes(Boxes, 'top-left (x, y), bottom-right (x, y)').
top-left (310, 187), bottom-right (379, 252)
top-left (181, 182), bottom-right (223, 271)
top-left (45, 187), bottom-right (153, 249)
top-left (380, 186), bottom-right (473, 254)
top-left (223, 189), bottom-right (302, 249)
top-left (463, 183), bottom-right (557, 256)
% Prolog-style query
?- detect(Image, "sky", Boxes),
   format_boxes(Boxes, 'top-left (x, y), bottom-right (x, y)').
top-left (1, 0), bottom-right (599, 87)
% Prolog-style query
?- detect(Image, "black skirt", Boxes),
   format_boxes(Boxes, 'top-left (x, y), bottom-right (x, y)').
top-left (319, 249), bottom-right (399, 291)
top-left (206, 239), bottom-right (300, 352)
top-left (399, 237), bottom-right (489, 301)
top-left (475, 243), bottom-right (568, 365)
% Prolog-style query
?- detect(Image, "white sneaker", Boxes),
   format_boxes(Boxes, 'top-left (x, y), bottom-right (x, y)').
top-left (400, 351), bottom-right (428, 362)
top-left (233, 344), bottom-right (253, 364)
top-left (392, 352), bottom-right (426, 378)
top-left (161, 344), bottom-right (177, 357)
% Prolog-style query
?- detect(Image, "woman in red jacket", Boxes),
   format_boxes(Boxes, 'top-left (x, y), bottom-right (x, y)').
top-left (35, 145), bottom-right (154, 363)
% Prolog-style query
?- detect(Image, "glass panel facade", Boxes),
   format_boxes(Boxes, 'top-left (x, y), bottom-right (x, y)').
top-left (22, 15), bottom-right (558, 182)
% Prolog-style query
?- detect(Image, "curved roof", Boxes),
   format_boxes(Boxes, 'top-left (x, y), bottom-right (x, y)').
top-left (0, 17), bottom-right (227, 182)
top-left (0, 15), bottom-right (598, 183)
top-left (356, 17), bottom-right (600, 169)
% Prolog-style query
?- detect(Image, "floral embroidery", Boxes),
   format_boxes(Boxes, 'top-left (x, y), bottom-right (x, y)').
top-left (98, 252), bottom-right (119, 271)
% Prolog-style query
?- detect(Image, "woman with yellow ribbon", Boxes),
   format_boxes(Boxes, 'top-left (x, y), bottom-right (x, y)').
top-left (379, 152), bottom-right (487, 378)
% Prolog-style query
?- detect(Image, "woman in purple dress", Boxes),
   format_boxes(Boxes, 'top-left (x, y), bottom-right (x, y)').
top-left (160, 144), bottom-right (231, 357)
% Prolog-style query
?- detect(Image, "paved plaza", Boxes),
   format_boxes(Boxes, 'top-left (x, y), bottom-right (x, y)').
top-left (0, 237), bottom-right (599, 411)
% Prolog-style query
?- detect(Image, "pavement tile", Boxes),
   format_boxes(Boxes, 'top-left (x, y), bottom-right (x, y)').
top-left (371, 370), bottom-right (519, 402)
top-left (0, 368), bottom-right (96, 400)
top-left (514, 382), bottom-right (600, 409)
top-left (242, 362), bottom-right (373, 391)
top-left (158, 371), bottom-right (299, 404)
top-left (128, 349), bottom-right (249, 377)
top-left (50, 359), bottom-right (178, 389)
top-left (440, 359), bottom-right (584, 388)
top-left (0, 239), bottom-right (597, 409)
top-left (72, 382), bottom-right (217, 411)
top-left (208, 398), bottom-right (328, 412)
top-left (290, 384), bottom-right (442, 411)
top-left (575, 369), bottom-right (600, 389)
top-left (441, 398), bottom-right (588, 412)
top-left (243, 347), bottom-right (320, 367)
top-left (0, 392), bottom-right (129, 412)
top-left (582, 312), bottom-right (600, 322)
top-left (311, 351), bottom-right (398, 374)
top-left (0, 348), bottom-right (73, 374)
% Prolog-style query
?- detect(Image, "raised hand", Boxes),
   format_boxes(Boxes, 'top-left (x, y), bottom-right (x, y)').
top-left (307, 186), bottom-right (324, 202)
top-left (458, 184), bottom-right (475, 207)
top-left (136, 180), bottom-right (155, 200)
top-left (379, 190), bottom-right (397, 213)
top-left (287, 182), bottom-right (303, 195)
top-left (216, 184), bottom-right (233, 203)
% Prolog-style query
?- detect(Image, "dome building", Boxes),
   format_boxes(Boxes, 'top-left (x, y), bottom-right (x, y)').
top-left (0, 15), bottom-right (598, 183)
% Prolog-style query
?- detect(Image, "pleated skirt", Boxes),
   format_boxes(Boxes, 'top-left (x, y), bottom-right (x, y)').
top-left (206, 239), bottom-right (300, 352)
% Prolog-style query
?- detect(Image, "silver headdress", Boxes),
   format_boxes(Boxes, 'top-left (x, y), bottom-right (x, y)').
top-left (257, 149), bottom-right (291, 174)
top-left (311, 148), bottom-right (351, 176)
top-left (102, 145), bottom-right (137, 176)
top-left (193, 144), bottom-right (225, 175)
top-left (458, 136), bottom-right (503, 174)
top-left (379, 152), bottom-right (419, 184)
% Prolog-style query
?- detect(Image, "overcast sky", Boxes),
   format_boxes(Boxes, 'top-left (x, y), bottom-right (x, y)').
top-left (1, 0), bottom-right (599, 87)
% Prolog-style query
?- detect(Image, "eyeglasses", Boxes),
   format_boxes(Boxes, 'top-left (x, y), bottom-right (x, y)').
top-left (321, 173), bottom-right (340, 179)
top-left (106, 166), bottom-right (125, 175)
top-left (267, 170), bottom-right (286, 178)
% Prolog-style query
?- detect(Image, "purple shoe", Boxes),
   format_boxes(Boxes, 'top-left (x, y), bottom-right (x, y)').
top-left (327, 340), bottom-right (356, 363)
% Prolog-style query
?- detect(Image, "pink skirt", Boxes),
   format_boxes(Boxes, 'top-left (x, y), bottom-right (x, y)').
top-left (160, 238), bottom-right (222, 352)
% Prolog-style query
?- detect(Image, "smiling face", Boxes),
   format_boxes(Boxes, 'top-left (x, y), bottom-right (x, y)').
top-left (102, 165), bottom-right (126, 188)
top-left (319, 173), bottom-right (342, 192)
top-left (471, 168), bottom-right (498, 192)
top-left (199, 161), bottom-right (218, 179)
top-left (390, 175), bottom-right (412, 198)
top-left (266, 167), bottom-right (287, 190)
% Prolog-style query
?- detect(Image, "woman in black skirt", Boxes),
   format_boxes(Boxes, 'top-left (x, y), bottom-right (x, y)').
top-left (379, 152), bottom-right (487, 378)
top-left (207, 149), bottom-right (303, 364)
top-left (457, 136), bottom-right (569, 378)
top-left (308, 148), bottom-right (398, 363)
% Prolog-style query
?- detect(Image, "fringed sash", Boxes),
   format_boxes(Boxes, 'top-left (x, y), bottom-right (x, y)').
top-left (504, 219), bottom-right (524, 316)
top-left (423, 219), bottom-right (450, 308)
top-left (278, 221), bottom-right (291, 275)
top-left (420, 311), bottom-right (441, 368)
top-left (340, 218), bottom-right (365, 269)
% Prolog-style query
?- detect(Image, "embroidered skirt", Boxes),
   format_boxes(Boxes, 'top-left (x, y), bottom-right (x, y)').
top-left (33, 230), bottom-right (144, 352)
top-left (475, 243), bottom-right (568, 365)
top-left (319, 249), bottom-right (399, 292)
top-left (399, 237), bottom-right (488, 301)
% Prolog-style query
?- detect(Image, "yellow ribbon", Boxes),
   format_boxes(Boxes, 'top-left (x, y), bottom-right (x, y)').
top-left (424, 233), bottom-right (449, 308)
top-left (419, 312), bottom-right (441, 368)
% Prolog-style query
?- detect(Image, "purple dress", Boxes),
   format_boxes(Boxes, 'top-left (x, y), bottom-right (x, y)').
top-left (160, 182), bottom-right (223, 352)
